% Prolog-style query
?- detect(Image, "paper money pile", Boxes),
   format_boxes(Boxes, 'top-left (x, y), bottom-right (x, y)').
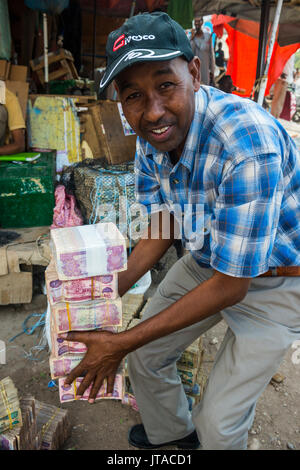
top-left (0, 394), bottom-right (71, 450)
top-left (50, 222), bottom-right (127, 280)
top-left (46, 259), bottom-right (118, 304)
top-left (0, 395), bottom-right (38, 450)
top-left (35, 399), bottom-right (70, 449)
top-left (0, 377), bottom-right (22, 435)
top-left (47, 222), bottom-right (127, 403)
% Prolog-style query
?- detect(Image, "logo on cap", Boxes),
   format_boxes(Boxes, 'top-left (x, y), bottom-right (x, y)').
top-left (113, 34), bottom-right (156, 52)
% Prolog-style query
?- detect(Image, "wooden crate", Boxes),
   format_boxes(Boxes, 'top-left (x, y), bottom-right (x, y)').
top-left (0, 227), bottom-right (51, 305)
top-left (81, 100), bottom-right (136, 163)
top-left (30, 49), bottom-right (79, 85)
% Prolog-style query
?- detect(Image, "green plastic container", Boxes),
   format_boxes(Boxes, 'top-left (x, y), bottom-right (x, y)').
top-left (0, 152), bottom-right (56, 228)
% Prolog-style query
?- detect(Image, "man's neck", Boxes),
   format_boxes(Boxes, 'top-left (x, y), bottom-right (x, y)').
top-left (169, 149), bottom-right (181, 166)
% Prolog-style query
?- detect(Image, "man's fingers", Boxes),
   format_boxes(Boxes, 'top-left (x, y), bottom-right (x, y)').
top-left (64, 362), bottom-right (87, 386)
top-left (106, 373), bottom-right (116, 395)
top-left (76, 372), bottom-right (96, 397)
top-left (88, 374), bottom-right (106, 403)
top-left (58, 330), bottom-right (87, 343)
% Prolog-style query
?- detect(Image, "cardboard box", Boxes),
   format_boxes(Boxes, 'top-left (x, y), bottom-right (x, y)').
top-left (6, 80), bottom-right (29, 120)
top-left (9, 65), bottom-right (28, 82)
top-left (0, 60), bottom-right (10, 80)
top-left (0, 271), bottom-right (32, 304)
top-left (81, 100), bottom-right (136, 164)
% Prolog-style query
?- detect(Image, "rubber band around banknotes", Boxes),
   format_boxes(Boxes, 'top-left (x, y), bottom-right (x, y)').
top-left (66, 302), bottom-right (72, 330)
top-left (40, 408), bottom-right (59, 439)
top-left (0, 382), bottom-right (13, 429)
top-left (91, 277), bottom-right (94, 300)
top-left (73, 380), bottom-right (77, 400)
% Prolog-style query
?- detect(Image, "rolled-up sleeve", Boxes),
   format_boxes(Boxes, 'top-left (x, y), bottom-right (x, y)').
top-left (210, 153), bottom-right (284, 277)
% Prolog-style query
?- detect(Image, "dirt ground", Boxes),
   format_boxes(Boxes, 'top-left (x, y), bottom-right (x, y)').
top-left (0, 250), bottom-right (300, 451)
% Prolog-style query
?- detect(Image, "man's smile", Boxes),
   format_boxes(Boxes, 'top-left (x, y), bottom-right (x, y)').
top-left (147, 124), bottom-right (173, 140)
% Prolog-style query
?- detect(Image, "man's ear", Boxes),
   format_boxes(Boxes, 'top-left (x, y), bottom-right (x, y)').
top-left (188, 56), bottom-right (201, 91)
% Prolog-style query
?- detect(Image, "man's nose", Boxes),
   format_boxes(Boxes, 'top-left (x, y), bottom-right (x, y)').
top-left (143, 94), bottom-right (165, 123)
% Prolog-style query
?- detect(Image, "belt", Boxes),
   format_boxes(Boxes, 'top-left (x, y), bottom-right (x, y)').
top-left (259, 267), bottom-right (300, 277)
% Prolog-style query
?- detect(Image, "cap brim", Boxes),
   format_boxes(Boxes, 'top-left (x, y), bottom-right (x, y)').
top-left (99, 48), bottom-right (183, 91)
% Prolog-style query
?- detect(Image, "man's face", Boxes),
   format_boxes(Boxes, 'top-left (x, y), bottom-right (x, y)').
top-left (115, 57), bottom-right (201, 159)
top-left (194, 17), bottom-right (203, 33)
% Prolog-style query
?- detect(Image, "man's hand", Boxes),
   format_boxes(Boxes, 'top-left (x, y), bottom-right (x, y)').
top-left (59, 330), bottom-right (128, 403)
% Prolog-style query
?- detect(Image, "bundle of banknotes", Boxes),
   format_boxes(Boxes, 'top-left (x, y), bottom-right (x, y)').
top-left (48, 222), bottom-right (127, 403)
top-left (35, 399), bottom-right (70, 450)
top-left (50, 222), bottom-right (127, 280)
top-left (59, 370), bottom-right (124, 403)
top-left (0, 377), bottom-right (22, 434)
top-left (46, 259), bottom-right (118, 304)
top-left (0, 394), bottom-right (71, 450)
top-left (0, 395), bottom-right (38, 450)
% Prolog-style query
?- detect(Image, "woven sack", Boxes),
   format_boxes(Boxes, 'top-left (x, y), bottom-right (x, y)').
top-left (73, 160), bottom-right (146, 241)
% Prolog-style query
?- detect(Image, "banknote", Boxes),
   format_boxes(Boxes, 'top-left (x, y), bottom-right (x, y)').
top-left (50, 354), bottom-right (84, 379)
top-left (46, 258), bottom-right (118, 304)
top-left (122, 393), bottom-right (139, 412)
top-left (35, 399), bottom-right (71, 450)
top-left (51, 297), bottom-right (122, 333)
top-left (50, 222), bottom-right (127, 280)
top-left (177, 365), bottom-right (198, 387)
top-left (51, 324), bottom-right (117, 357)
top-left (0, 397), bottom-right (71, 450)
top-left (0, 377), bottom-right (22, 434)
top-left (58, 374), bottom-right (124, 403)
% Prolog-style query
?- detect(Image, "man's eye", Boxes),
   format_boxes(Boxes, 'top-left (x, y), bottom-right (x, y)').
top-left (126, 92), bottom-right (140, 101)
top-left (160, 82), bottom-right (174, 90)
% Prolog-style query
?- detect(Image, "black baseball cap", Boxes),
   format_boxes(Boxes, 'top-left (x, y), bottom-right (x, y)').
top-left (99, 12), bottom-right (194, 91)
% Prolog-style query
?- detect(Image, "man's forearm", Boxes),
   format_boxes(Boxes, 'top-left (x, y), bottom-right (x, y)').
top-left (118, 211), bottom-right (176, 296)
top-left (0, 129), bottom-right (25, 155)
top-left (118, 236), bottom-right (174, 296)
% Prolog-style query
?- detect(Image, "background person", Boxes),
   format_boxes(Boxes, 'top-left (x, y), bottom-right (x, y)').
top-left (190, 16), bottom-right (215, 86)
top-left (0, 81), bottom-right (25, 155)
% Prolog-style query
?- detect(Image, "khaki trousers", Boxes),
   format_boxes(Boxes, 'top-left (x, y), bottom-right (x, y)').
top-left (127, 254), bottom-right (300, 450)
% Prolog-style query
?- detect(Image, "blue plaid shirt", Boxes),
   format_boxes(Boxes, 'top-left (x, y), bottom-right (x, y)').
top-left (134, 86), bottom-right (300, 278)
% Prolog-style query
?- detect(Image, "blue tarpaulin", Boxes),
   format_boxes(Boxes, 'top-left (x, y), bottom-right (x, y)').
top-left (25, 0), bottom-right (69, 14)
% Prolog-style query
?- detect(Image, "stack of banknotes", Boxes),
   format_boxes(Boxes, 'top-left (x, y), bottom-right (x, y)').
top-left (0, 394), bottom-right (71, 450)
top-left (0, 395), bottom-right (38, 450)
top-left (47, 222), bottom-right (127, 403)
top-left (35, 399), bottom-right (71, 449)
top-left (0, 377), bottom-right (22, 435)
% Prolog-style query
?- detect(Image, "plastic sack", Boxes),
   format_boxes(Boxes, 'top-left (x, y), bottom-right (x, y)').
top-left (51, 184), bottom-right (83, 229)
top-left (129, 271), bottom-right (152, 295)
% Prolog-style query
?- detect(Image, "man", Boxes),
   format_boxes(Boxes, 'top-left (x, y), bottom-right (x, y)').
top-left (190, 16), bottom-right (215, 86)
top-left (271, 54), bottom-right (295, 119)
top-left (0, 81), bottom-right (25, 155)
top-left (218, 74), bottom-right (246, 95)
top-left (215, 41), bottom-right (225, 70)
top-left (60, 12), bottom-right (300, 450)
